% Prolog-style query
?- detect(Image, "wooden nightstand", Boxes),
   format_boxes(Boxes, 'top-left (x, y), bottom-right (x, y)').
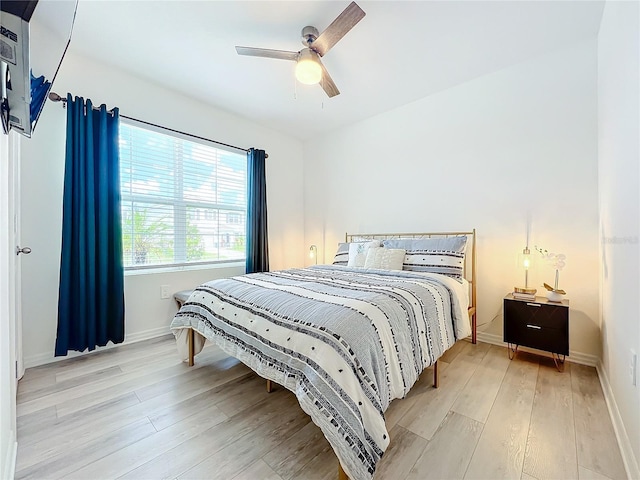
top-left (503, 293), bottom-right (569, 371)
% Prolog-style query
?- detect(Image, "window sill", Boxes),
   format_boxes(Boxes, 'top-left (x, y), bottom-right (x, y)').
top-left (124, 261), bottom-right (245, 276)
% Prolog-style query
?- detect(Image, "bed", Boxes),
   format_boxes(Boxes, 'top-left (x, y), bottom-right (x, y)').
top-left (170, 230), bottom-right (477, 480)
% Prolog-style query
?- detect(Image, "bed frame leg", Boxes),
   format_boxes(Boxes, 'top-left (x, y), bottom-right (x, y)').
top-left (472, 313), bottom-right (477, 344)
top-left (188, 328), bottom-right (194, 367)
top-left (338, 462), bottom-right (348, 480)
top-left (266, 379), bottom-right (273, 393)
top-left (433, 360), bottom-right (439, 389)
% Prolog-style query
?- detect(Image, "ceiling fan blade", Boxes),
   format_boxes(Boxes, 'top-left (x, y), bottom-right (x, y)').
top-left (319, 61), bottom-right (340, 98)
top-left (311, 2), bottom-right (366, 57)
top-left (235, 46), bottom-right (299, 61)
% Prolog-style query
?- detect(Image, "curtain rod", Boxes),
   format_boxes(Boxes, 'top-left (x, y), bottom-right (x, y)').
top-left (47, 92), bottom-right (268, 158)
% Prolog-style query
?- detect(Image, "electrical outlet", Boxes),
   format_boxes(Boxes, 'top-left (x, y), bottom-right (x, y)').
top-left (160, 285), bottom-right (171, 299)
top-left (631, 350), bottom-right (637, 387)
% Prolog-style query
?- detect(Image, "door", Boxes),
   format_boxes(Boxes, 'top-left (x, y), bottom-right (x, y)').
top-left (9, 132), bottom-right (24, 380)
top-left (0, 130), bottom-right (17, 478)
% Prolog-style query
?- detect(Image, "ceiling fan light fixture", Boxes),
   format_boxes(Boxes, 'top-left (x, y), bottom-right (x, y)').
top-left (235, 2), bottom-right (365, 97)
top-left (295, 48), bottom-right (322, 85)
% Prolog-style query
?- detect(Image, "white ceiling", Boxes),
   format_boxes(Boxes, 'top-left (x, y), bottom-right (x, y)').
top-left (66, 0), bottom-right (605, 140)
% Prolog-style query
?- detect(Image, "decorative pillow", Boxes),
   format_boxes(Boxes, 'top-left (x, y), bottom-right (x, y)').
top-left (332, 242), bottom-right (349, 265)
top-left (347, 240), bottom-right (381, 267)
top-left (382, 236), bottom-right (467, 280)
top-left (364, 247), bottom-right (405, 270)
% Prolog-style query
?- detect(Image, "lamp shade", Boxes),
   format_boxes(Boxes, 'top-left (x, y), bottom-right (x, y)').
top-left (295, 48), bottom-right (322, 85)
top-left (515, 246), bottom-right (536, 294)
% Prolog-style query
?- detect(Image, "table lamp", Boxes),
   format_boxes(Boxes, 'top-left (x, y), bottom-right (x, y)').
top-left (514, 246), bottom-right (537, 296)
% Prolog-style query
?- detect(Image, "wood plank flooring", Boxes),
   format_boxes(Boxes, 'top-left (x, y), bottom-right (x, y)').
top-left (15, 335), bottom-right (627, 480)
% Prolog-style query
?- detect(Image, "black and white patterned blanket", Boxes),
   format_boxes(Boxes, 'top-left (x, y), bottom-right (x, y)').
top-left (170, 265), bottom-right (470, 480)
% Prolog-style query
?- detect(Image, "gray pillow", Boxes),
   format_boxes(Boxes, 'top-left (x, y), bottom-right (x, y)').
top-left (382, 236), bottom-right (467, 279)
top-left (332, 242), bottom-right (349, 265)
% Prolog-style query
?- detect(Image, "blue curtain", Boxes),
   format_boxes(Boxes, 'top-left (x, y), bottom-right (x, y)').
top-left (55, 94), bottom-right (125, 356)
top-left (246, 148), bottom-right (269, 273)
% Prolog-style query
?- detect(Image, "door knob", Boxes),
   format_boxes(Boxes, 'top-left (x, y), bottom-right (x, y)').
top-left (16, 246), bottom-right (31, 255)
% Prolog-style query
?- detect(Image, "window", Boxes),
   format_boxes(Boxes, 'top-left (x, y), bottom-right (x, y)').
top-left (119, 122), bottom-right (246, 269)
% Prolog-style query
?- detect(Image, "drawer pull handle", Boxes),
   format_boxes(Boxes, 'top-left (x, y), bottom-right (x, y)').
top-left (526, 324), bottom-right (542, 330)
top-left (526, 303), bottom-right (541, 307)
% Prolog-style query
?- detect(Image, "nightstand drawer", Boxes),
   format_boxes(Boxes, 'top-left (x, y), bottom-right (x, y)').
top-left (504, 299), bottom-right (567, 329)
top-left (504, 317), bottom-right (568, 355)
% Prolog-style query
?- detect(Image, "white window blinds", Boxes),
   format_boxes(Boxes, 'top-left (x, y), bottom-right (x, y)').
top-left (119, 122), bottom-right (247, 269)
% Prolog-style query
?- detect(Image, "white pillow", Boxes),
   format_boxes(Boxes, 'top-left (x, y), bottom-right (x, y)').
top-left (347, 241), bottom-right (381, 267)
top-left (364, 247), bottom-right (406, 270)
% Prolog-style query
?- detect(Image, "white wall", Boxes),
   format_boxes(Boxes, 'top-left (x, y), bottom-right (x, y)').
top-left (19, 51), bottom-right (305, 366)
top-left (304, 39), bottom-right (601, 358)
top-left (597, 1), bottom-right (640, 476)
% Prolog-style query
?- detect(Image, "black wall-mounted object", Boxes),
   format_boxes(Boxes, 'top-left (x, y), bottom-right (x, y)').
top-left (2, 1), bottom-right (39, 21)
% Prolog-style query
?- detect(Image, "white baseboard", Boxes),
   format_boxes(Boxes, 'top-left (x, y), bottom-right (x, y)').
top-left (23, 326), bottom-right (171, 368)
top-left (2, 432), bottom-right (16, 480)
top-left (475, 331), bottom-right (599, 366)
top-left (124, 326), bottom-right (171, 344)
top-left (596, 361), bottom-right (640, 480)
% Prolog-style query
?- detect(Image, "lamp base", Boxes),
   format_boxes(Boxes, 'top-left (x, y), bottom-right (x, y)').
top-left (514, 286), bottom-right (537, 295)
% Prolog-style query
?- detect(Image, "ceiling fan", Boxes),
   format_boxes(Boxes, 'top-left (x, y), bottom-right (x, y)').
top-left (235, 2), bottom-right (366, 98)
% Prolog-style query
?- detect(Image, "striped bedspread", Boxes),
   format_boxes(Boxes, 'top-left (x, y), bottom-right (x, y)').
top-left (170, 265), bottom-right (470, 480)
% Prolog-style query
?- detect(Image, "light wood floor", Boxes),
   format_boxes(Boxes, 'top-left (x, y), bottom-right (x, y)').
top-left (15, 336), bottom-right (627, 480)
